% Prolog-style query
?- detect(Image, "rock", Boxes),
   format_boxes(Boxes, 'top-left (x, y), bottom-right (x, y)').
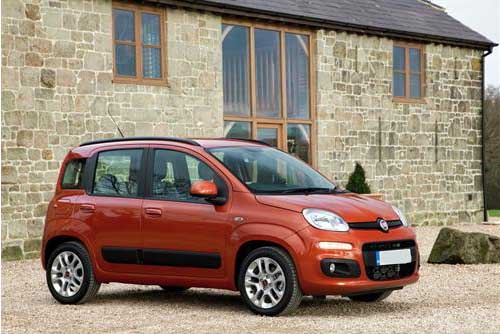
top-left (428, 228), bottom-right (500, 264)
top-left (25, 4), bottom-right (40, 20)
top-left (40, 69), bottom-right (55, 88)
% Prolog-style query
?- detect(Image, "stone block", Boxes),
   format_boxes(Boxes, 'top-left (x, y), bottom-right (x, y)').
top-left (78, 13), bottom-right (100, 31)
top-left (54, 41), bottom-right (76, 58)
top-left (2, 244), bottom-right (23, 261)
top-left (24, 239), bottom-right (41, 252)
top-left (56, 69), bottom-right (76, 87)
top-left (25, 4), bottom-right (41, 20)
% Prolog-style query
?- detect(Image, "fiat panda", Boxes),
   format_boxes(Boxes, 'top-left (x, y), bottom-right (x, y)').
top-left (42, 137), bottom-right (419, 316)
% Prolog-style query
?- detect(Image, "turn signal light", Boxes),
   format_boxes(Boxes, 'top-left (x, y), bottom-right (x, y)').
top-left (318, 242), bottom-right (353, 250)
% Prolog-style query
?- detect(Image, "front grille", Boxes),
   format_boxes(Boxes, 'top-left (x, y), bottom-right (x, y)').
top-left (362, 240), bottom-right (417, 281)
top-left (349, 220), bottom-right (403, 230)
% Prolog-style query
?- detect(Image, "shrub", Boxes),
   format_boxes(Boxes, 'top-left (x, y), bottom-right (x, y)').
top-left (345, 162), bottom-right (371, 194)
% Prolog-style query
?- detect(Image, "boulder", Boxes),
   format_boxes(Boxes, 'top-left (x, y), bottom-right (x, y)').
top-left (428, 227), bottom-right (500, 264)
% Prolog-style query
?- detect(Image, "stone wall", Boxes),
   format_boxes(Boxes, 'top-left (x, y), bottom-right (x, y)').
top-left (315, 30), bottom-right (484, 226)
top-left (1, 0), bottom-right (223, 260)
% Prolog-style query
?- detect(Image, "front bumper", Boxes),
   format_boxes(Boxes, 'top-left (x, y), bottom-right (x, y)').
top-left (295, 226), bottom-right (420, 296)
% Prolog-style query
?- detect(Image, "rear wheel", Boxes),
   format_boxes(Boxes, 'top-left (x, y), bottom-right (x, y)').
top-left (348, 290), bottom-right (393, 302)
top-left (159, 286), bottom-right (189, 292)
top-left (46, 241), bottom-right (100, 304)
top-left (238, 246), bottom-right (302, 316)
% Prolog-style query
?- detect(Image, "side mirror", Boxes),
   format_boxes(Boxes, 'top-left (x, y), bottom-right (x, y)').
top-left (190, 180), bottom-right (218, 198)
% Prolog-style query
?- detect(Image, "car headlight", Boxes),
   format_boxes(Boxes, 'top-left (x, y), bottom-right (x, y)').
top-left (302, 209), bottom-right (349, 232)
top-left (392, 206), bottom-right (410, 227)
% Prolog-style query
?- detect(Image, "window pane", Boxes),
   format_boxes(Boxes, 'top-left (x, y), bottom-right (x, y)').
top-left (393, 72), bottom-right (405, 97)
top-left (224, 121), bottom-right (251, 139)
top-left (286, 33), bottom-right (310, 119)
top-left (61, 159), bottom-right (86, 189)
top-left (393, 47), bottom-right (405, 71)
top-left (143, 47), bottom-right (161, 78)
top-left (410, 48), bottom-right (421, 72)
top-left (257, 127), bottom-right (279, 148)
top-left (255, 29), bottom-right (281, 118)
top-left (114, 9), bottom-right (135, 41)
top-left (287, 124), bottom-right (310, 163)
top-left (93, 150), bottom-right (143, 197)
top-left (142, 13), bottom-right (160, 45)
top-left (410, 73), bottom-right (421, 98)
top-left (115, 45), bottom-right (136, 76)
top-left (151, 150), bottom-right (226, 202)
top-left (222, 25), bottom-right (250, 117)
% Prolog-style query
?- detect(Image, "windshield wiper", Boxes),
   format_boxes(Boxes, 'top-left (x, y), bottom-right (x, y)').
top-left (280, 187), bottom-right (338, 194)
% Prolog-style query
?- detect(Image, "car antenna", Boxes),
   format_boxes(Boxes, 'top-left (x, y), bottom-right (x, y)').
top-left (107, 105), bottom-right (125, 138)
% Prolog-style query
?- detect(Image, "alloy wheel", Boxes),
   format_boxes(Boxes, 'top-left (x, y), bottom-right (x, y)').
top-left (50, 251), bottom-right (84, 297)
top-left (244, 257), bottom-right (286, 309)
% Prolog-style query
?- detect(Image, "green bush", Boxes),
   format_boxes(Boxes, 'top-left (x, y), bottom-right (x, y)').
top-left (345, 162), bottom-right (371, 194)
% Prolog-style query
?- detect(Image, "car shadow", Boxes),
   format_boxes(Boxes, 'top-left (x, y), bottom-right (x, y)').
top-left (90, 287), bottom-right (416, 316)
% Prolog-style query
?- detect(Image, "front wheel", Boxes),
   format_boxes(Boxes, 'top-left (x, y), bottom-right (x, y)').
top-left (348, 290), bottom-right (393, 302)
top-left (238, 246), bottom-right (302, 316)
top-left (46, 241), bottom-right (100, 304)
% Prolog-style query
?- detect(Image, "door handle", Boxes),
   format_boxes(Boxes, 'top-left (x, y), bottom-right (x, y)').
top-left (80, 203), bottom-right (96, 213)
top-left (145, 208), bottom-right (162, 217)
top-left (53, 198), bottom-right (71, 208)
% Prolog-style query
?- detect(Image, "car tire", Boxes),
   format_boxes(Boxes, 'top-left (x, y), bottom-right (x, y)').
top-left (348, 290), bottom-right (393, 302)
top-left (46, 241), bottom-right (100, 304)
top-left (159, 286), bottom-right (190, 292)
top-left (238, 246), bottom-right (302, 316)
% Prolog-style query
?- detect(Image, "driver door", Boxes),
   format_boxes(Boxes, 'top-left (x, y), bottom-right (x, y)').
top-left (140, 146), bottom-right (232, 278)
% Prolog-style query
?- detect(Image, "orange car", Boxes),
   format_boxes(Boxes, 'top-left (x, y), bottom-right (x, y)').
top-left (42, 137), bottom-right (419, 316)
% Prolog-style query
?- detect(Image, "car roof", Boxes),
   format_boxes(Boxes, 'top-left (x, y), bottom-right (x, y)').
top-left (71, 137), bottom-right (268, 157)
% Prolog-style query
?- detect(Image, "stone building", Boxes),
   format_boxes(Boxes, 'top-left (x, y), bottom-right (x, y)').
top-left (1, 0), bottom-right (496, 259)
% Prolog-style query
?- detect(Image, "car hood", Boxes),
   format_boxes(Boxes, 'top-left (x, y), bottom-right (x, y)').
top-left (255, 193), bottom-right (399, 223)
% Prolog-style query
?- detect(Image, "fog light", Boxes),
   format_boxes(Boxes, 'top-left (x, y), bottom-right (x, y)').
top-left (318, 242), bottom-right (353, 250)
top-left (329, 263), bottom-right (336, 273)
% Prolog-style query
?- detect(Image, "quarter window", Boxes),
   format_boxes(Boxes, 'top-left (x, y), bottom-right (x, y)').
top-left (222, 23), bottom-right (314, 164)
top-left (92, 149), bottom-right (143, 197)
top-left (112, 3), bottom-right (166, 85)
top-left (151, 150), bottom-right (226, 203)
top-left (393, 44), bottom-right (424, 100)
top-left (61, 159), bottom-right (86, 189)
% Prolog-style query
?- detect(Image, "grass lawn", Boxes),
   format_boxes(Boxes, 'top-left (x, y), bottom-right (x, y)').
top-left (488, 210), bottom-right (500, 217)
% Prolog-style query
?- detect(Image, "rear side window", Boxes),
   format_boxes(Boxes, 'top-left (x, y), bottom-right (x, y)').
top-left (61, 159), bottom-right (86, 189)
top-left (92, 149), bottom-right (143, 197)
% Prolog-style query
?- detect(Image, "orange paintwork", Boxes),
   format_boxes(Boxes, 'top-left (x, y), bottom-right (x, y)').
top-left (190, 180), bottom-right (218, 197)
top-left (42, 138), bottom-right (419, 295)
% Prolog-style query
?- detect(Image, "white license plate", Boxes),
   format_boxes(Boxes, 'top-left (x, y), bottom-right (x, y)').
top-left (376, 249), bottom-right (412, 266)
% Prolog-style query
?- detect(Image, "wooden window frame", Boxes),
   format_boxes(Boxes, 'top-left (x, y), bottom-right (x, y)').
top-left (222, 19), bottom-right (317, 167)
top-left (393, 42), bottom-right (426, 104)
top-left (112, 2), bottom-right (167, 86)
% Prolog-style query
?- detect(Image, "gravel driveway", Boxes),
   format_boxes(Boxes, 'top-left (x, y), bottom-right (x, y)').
top-left (2, 225), bottom-right (500, 334)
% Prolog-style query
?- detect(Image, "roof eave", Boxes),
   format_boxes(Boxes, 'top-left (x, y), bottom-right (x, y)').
top-left (149, 0), bottom-right (497, 50)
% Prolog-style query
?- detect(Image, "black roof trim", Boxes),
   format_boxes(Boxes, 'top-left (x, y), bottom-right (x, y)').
top-left (148, 0), bottom-right (496, 50)
top-left (215, 138), bottom-right (271, 146)
top-left (79, 136), bottom-right (201, 147)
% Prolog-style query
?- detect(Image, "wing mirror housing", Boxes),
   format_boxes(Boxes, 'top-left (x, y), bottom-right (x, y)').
top-left (190, 180), bottom-right (218, 198)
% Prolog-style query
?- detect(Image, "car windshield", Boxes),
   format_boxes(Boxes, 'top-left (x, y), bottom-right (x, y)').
top-left (208, 146), bottom-right (337, 194)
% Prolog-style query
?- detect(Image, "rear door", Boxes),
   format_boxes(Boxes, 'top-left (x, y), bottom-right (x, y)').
top-left (140, 146), bottom-right (232, 278)
top-left (76, 146), bottom-right (147, 274)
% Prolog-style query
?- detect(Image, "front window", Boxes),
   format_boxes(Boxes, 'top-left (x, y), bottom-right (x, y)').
top-left (209, 146), bottom-right (334, 194)
top-left (150, 149), bottom-right (227, 203)
top-left (222, 23), bottom-right (314, 164)
top-left (112, 3), bottom-right (166, 85)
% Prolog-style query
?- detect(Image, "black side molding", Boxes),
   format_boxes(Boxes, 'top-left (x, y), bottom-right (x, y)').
top-left (101, 247), bottom-right (221, 269)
